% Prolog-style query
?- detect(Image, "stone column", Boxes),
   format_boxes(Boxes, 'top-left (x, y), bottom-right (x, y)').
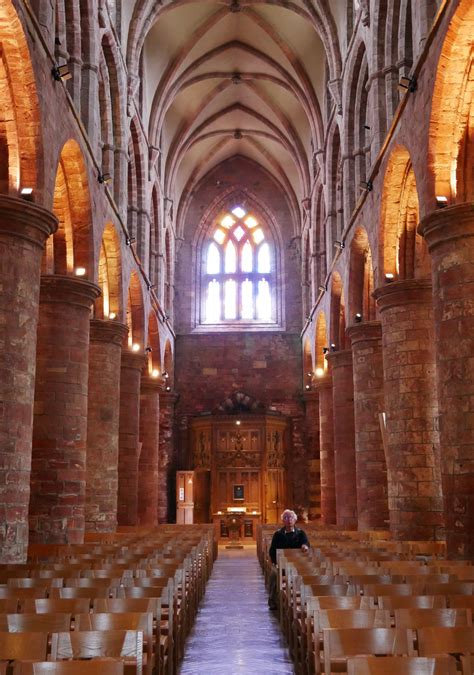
top-left (304, 390), bottom-right (321, 520)
top-left (158, 391), bottom-right (178, 523)
top-left (347, 321), bottom-right (389, 530)
top-left (326, 350), bottom-right (357, 529)
top-left (138, 376), bottom-right (161, 526)
top-left (374, 279), bottom-right (444, 541)
top-left (86, 319), bottom-right (128, 532)
top-left (0, 197), bottom-right (57, 561)
top-left (117, 351), bottom-right (147, 526)
top-left (314, 376), bottom-right (336, 525)
top-left (420, 203), bottom-right (474, 557)
top-left (30, 275), bottom-right (100, 544)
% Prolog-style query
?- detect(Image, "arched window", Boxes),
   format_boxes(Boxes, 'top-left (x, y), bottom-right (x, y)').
top-left (201, 205), bottom-right (276, 324)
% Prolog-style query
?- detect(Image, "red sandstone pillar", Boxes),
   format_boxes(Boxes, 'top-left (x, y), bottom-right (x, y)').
top-left (304, 390), bottom-right (321, 520)
top-left (158, 391), bottom-right (178, 523)
top-left (138, 377), bottom-right (161, 526)
top-left (420, 204), bottom-right (474, 557)
top-left (314, 376), bottom-right (336, 525)
top-left (117, 351), bottom-right (147, 526)
top-left (326, 350), bottom-right (357, 529)
top-left (86, 319), bottom-right (128, 532)
top-left (347, 321), bottom-right (389, 530)
top-left (374, 279), bottom-right (444, 541)
top-left (30, 275), bottom-right (100, 544)
top-left (0, 197), bottom-right (57, 561)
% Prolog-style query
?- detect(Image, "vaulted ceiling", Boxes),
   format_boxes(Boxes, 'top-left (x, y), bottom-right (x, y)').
top-left (124, 0), bottom-right (346, 221)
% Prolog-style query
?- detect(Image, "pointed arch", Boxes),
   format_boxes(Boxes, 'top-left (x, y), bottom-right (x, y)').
top-left (429, 0), bottom-right (474, 202)
top-left (330, 272), bottom-right (346, 350)
top-left (146, 311), bottom-right (161, 376)
top-left (125, 270), bottom-right (145, 349)
top-left (303, 337), bottom-right (313, 388)
top-left (96, 222), bottom-right (122, 320)
top-left (381, 145), bottom-right (430, 281)
top-left (43, 139), bottom-right (94, 276)
top-left (0, 0), bottom-right (41, 194)
top-left (348, 227), bottom-right (376, 323)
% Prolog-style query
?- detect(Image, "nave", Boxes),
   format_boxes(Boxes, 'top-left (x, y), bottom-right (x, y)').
top-left (179, 545), bottom-right (294, 675)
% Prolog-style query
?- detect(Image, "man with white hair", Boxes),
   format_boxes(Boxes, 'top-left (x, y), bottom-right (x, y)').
top-left (268, 508), bottom-right (310, 610)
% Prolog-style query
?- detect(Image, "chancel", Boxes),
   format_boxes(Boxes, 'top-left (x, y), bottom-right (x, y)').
top-left (1, 0), bottom-right (474, 672)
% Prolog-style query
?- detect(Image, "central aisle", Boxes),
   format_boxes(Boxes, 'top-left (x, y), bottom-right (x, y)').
top-left (179, 545), bottom-right (295, 675)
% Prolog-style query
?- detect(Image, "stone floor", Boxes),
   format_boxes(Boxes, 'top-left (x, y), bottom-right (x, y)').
top-left (178, 544), bottom-right (295, 675)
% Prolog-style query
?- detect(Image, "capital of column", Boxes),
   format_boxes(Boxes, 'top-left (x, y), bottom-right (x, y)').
top-left (303, 390), bottom-right (319, 403)
top-left (419, 202), bottom-right (474, 252)
top-left (312, 375), bottom-right (332, 393)
top-left (346, 320), bottom-right (382, 346)
top-left (326, 348), bottom-right (353, 370)
top-left (90, 319), bottom-right (128, 345)
top-left (0, 195), bottom-right (58, 247)
top-left (373, 278), bottom-right (432, 312)
top-left (40, 274), bottom-right (101, 309)
top-left (159, 391), bottom-right (179, 408)
top-left (121, 351), bottom-right (148, 371)
top-left (141, 376), bottom-right (163, 394)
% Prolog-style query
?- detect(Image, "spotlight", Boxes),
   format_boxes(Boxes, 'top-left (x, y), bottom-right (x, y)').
top-left (318, 284), bottom-right (327, 292)
top-left (436, 196), bottom-right (448, 209)
top-left (151, 369), bottom-right (160, 378)
top-left (322, 347), bottom-right (329, 354)
top-left (354, 313), bottom-right (362, 323)
top-left (315, 368), bottom-right (324, 377)
top-left (165, 385), bottom-right (171, 392)
top-left (125, 236), bottom-right (136, 246)
top-left (359, 180), bottom-right (373, 192)
top-left (52, 64), bottom-right (72, 82)
top-left (307, 372), bottom-right (313, 377)
top-left (334, 240), bottom-right (345, 250)
top-left (162, 371), bottom-right (169, 379)
top-left (385, 273), bottom-right (395, 282)
top-left (305, 384), bottom-right (311, 391)
top-left (20, 187), bottom-right (34, 201)
top-left (98, 172), bottom-right (112, 185)
top-left (330, 344), bottom-right (337, 352)
top-left (108, 312), bottom-right (116, 319)
top-left (147, 283), bottom-right (156, 291)
top-left (132, 343), bottom-right (140, 352)
top-left (398, 76), bottom-right (417, 93)
top-left (145, 346), bottom-right (153, 354)
top-left (75, 267), bottom-right (86, 277)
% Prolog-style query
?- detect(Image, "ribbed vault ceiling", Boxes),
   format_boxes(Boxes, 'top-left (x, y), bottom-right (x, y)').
top-left (126, 0), bottom-right (344, 223)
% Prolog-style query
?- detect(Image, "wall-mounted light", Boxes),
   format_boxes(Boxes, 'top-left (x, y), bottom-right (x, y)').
top-left (151, 369), bottom-right (160, 378)
top-left (330, 343), bottom-right (337, 352)
top-left (52, 64), bottom-right (72, 82)
top-left (98, 172), bottom-right (112, 185)
top-left (354, 313), bottom-right (362, 323)
top-left (125, 236), bottom-right (136, 246)
top-left (436, 195), bottom-right (449, 209)
top-left (398, 75), bottom-right (417, 93)
top-left (385, 273), bottom-right (395, 283)
top-left (165, 385), bottom-right (171, 392)
top-left (75, 267), bottom-right (86, 277)
top-left (236, 420), bottom-right (241, 426)
top-left (334, 240), bottom-right (345, 250)
top-left (132, 343), bottom-right (140, 352)
top-left (322, 347), bottom-right (329, 354)
top-left (162, 371), bottom-right (169, 379)
top-left (318, 284), bottom-right (327, 292)
top-left (108, 312), bottom-right (116, 320)
top-left (145, 346), bottom-right (152, 354)
top-left (359, 180), bottom-right (373, 192)
top-left (305, 384), bottom-right (311, 391)
top-left (315, 368), bottom-right (325, 378)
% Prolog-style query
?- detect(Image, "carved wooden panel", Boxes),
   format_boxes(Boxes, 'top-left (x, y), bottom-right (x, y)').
top-left (192, 425), bottom-right (212, 469)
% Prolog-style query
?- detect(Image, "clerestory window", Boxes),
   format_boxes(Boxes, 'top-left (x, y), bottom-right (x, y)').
top-left (201, 205), bottom-right (276, 325)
